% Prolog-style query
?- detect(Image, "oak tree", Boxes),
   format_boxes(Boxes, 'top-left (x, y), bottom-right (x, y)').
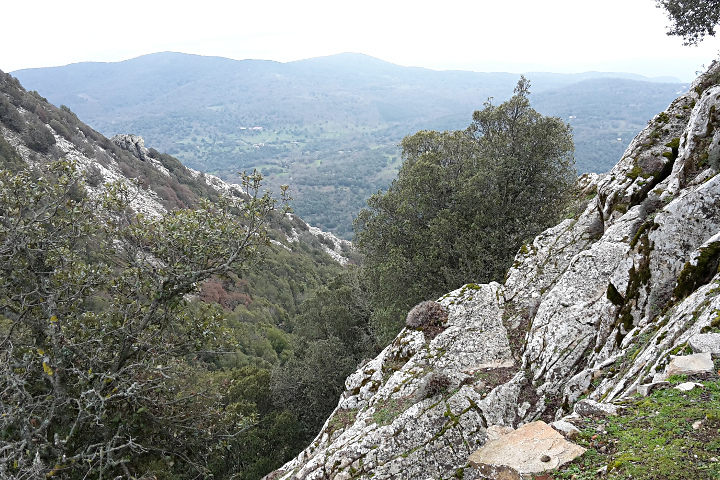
top-left (354, 78), bottom-right (575, 343)
top-left (0, 159), bottom-right (285, 479)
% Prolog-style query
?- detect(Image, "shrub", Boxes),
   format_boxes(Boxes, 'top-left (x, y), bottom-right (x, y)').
top-left (0, 96), bottom-right (25, 132)
top-left (417, 371), bottom-right (452, 399)
top-left (406, 300), bottom-right (448, 330)
top-left (23, 120), bottom-right (56, 153)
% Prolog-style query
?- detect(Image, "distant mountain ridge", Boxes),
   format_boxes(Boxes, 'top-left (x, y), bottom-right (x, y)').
top-left (11, 52), bottom-right (688, 238)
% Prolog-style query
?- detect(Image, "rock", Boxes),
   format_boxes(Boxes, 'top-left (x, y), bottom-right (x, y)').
top-left (693, 420), bottom-right (703, 430)
top-left (665, 353), bottom-right (715, 377)
top-left (675, 382), bottom-right (705, 392)
top-left (550, 420), bottom-right (581, 439)
top-left (467, 421), bottom-right (586, 479)
top-left (573, 399), bottom-right (618, 417)
top-left (267, 63), bottom-right (720, 480)
top-left (689, 333), bottom-right (720, 357)
top-left (637, 381), bottom-right (669, 396)
top-left (111, 134), bottom-right (150, 161)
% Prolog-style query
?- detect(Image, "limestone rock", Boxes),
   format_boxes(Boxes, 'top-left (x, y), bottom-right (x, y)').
top-left (111, 134), bottom-right (150, 161)
top-left (550, 420), bottom-right (581, 439)
top-left (675, 382), bottom-right (705, 392)
top-left (268, 62), bottom-right (720, 480)
top-left (665, 352), bottom-right (714, 377)
top-left (637, 382), bottom-right (669, 396)
top-left (573, 399), bottom-right (618, 417)
top-left (689, 333), bottom-right (720, 357)
top-left (467, 421), bottom-right (586, 479)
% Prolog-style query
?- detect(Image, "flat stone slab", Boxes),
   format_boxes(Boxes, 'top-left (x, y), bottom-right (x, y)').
top-left (689, 333), bottom-right (720, 356)
top-left (675, 382), bottom-right (705, 392)
top-left (665, 352), bottom-right (714, 377)
top-left (468, 421), bottom-right (586, 479)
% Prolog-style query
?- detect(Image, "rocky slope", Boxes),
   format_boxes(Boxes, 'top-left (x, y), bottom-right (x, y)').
top-left (268, 60), bottom-right (720, 479)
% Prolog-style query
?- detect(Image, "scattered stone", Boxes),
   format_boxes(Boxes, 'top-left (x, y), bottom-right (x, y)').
top-left (551, 420), bottom-right (581, 439)
top-left (675, 382), bottom-right (705, 392)
top-left (665, 353), bottom-right (714, 377)
top-left (637, 381), bottom-right (669, 396)
top-left (467, 421), bottom-right (586, 479)
top-left (574, 399), bottom-right (618, 417)
top-left (693, 420), bottom-right (703, 430)
top-left (689, 333), bottom-right (720, 357)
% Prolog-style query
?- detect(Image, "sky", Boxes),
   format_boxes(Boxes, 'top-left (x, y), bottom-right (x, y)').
top-left (3, 0), bottom-right (720, 82)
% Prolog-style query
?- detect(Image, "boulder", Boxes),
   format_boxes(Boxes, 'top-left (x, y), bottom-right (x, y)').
top-left (665, 352), bottom-right (715, 377)
top-left (467, 421), bottom-right (586, 479)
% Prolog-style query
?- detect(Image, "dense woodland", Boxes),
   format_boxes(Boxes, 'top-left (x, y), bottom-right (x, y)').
top-left (13, 54), bottom-right (686, 238)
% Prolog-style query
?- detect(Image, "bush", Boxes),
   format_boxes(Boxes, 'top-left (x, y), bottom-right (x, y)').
top-left (417, 371), bottom-right (452, 399)
top-left (405, 300), bottom-right (448, 330)
top-left (0, 96), bottom-right (25, 132)
top-left (23, 120), bottom-right (56, 153)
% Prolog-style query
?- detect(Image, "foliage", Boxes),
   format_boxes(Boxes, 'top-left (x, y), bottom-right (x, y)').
top-left (0, 134), bottom-right (24, 172)
top-left (354, 78), bottom-right (575, 344)
top-left (656, 0), bottom-right (720, 45)
top-left (271, 336), bottom-right (360, 435)
top-left (0, 159), bottom-right (285, 478)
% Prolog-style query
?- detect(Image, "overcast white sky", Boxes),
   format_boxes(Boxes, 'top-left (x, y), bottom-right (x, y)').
top-left (3, 0), bottom-right (719, 81)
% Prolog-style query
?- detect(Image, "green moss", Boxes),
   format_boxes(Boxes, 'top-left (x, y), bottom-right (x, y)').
top-left (700, 310), bottom-right (720, 334)
top-left (673, 242), bottom-right (720, 301)
top-left (372, 396), bottom-right (415, 426)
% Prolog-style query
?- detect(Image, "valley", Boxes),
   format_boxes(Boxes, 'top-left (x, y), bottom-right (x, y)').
top-left (12, 52), bottom-right (687, 238)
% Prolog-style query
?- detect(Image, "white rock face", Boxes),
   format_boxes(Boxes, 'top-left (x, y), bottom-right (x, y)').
top-left (268, 61), bottom-right (720, 479)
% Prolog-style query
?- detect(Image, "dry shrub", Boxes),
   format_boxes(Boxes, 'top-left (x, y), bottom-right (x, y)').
top-left (405, 300), bottom-right (448, 331)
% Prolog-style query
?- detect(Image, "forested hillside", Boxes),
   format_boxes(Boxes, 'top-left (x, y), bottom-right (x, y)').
top-left (0, 69), bottom-right (379, 479)
top-left (12, 53), bottom-right (686, 238)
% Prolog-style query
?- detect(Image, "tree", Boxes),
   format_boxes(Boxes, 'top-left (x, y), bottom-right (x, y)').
top-left (656, 0), bottom-right (720, 45)
top-left (354, 78), bottom-right (575, 344)
top-left (0, 159), bottom-right (286, 479)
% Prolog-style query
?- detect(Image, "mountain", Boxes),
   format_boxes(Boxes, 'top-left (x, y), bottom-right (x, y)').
top-left (267, 60), bottom-right (720, 479)
top-left (11, 52), bottom-right (687, 238)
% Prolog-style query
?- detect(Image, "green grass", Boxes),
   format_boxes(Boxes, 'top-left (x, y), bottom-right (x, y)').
top-left (553, 362), bottom-right (720, 479)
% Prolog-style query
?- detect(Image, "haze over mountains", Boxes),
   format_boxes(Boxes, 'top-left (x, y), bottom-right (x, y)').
top-left (12, 52), bottom-right (688, 238)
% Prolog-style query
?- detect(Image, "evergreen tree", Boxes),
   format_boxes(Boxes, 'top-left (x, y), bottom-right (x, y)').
top-left (354, 78), bottom-right (575, 344)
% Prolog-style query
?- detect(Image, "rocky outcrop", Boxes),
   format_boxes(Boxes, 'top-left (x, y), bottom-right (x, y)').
top-left (268, 60), bottom-right (720, 479)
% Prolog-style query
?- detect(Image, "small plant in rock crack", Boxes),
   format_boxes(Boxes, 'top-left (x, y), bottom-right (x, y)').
top-left (406, 300), bottom-right (448, 339)
top-left (417, 372), bottom-right (453, 400)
